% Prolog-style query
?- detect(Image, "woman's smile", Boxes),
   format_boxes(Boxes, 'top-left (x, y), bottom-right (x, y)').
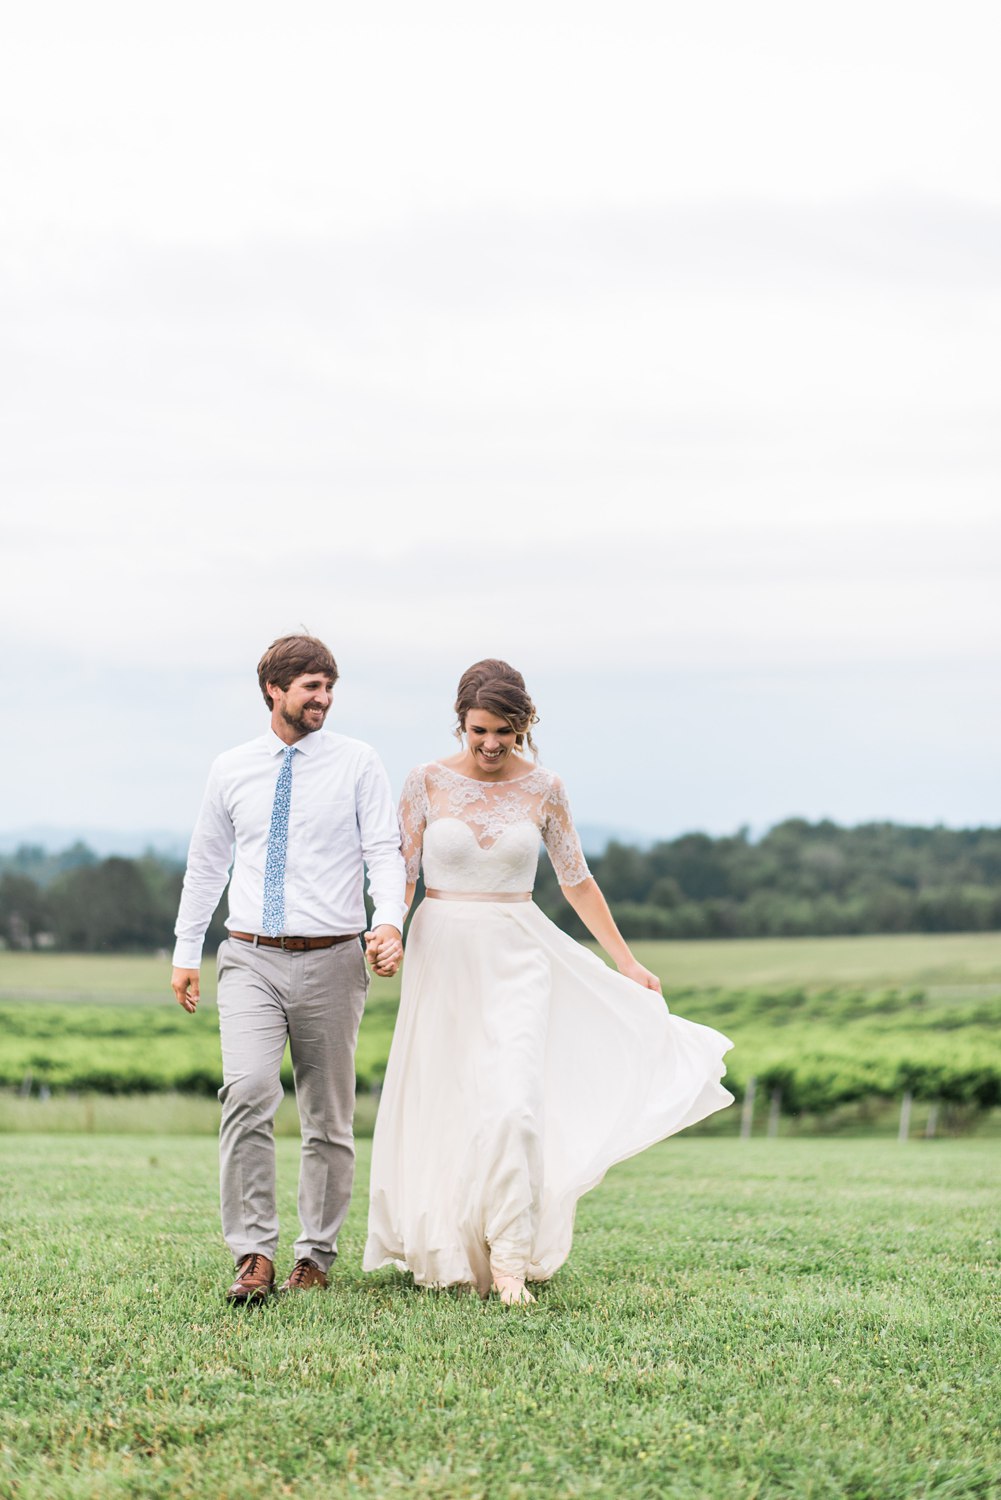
top-left (459, 708), bottom-right (520, 778)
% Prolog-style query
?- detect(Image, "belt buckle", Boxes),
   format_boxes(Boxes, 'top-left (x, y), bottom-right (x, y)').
top-left (278, 935), bottom-right (288, 952)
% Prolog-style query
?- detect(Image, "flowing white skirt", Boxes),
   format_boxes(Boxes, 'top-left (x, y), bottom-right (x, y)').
top-left (363, 897), bottom-right (733, 1295)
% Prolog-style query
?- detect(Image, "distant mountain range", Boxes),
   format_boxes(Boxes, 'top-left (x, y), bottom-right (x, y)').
top-left (0, 822), bottom-right (645, 862)
top-left (0, 827), bottom-right (192, 862)
top-left (576, 824), bottom-right (649, 855)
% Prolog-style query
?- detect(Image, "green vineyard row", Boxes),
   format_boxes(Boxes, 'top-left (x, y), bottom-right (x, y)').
top-left (2, 987), bottom-right (999, 1115)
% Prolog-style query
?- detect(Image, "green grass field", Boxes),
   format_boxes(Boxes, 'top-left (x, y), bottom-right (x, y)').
top-left (2, 940), bottom-right (999, 1495)
top-left (3, 932), bottom-right (1001, 1006)
top-left (1, 1136), bottom-right (999, 1500)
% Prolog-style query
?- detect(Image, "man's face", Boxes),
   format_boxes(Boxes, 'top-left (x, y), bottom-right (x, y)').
top-left (268, 672), bottom-right (335, 737)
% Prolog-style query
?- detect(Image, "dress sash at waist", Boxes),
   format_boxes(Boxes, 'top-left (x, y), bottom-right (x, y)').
top-left (425, 889), bottom-right (533, 903)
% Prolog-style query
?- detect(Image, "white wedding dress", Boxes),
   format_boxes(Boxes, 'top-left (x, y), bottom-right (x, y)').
top-left (363, 763), bottom-right (734, 1295)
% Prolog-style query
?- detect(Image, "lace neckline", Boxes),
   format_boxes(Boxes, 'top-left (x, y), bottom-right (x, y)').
top-left (399, 759), bottom-right (590, 887)
top-left (430, 761), bottom-right (543, 787)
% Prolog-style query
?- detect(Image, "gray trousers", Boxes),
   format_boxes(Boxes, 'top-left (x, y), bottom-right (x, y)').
top-left (216, 936), bottom-right (368, 1271)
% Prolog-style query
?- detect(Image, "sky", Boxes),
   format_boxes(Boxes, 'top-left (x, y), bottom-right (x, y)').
top-left (1, 1), bottom-right (999, 845)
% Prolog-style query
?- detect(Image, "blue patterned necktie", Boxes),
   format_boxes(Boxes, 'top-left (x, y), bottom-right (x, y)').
top-left (262, 745), bottom-right (297, 936)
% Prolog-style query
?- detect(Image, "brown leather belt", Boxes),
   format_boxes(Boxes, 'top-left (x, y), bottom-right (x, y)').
top-left (229, 931), bottom-right (359, 952)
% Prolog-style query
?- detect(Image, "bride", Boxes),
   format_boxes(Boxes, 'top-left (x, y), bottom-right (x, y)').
top-left (363, 660), bottom-right (733, 1304)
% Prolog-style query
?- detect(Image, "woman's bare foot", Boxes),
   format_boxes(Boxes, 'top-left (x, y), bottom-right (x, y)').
top-left (490, 1272), bottom-right (536, 1306)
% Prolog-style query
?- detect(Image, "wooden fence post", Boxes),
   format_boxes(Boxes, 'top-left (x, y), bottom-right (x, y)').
top-left (925, 1101), bottom-right (939, 1139)
top-left (740, 1076), bottom-right (757, 1140)
top-left (898, 1090), bottom-right (912, 1142)
top-left (767, 1088), bottom-right (782, 1139)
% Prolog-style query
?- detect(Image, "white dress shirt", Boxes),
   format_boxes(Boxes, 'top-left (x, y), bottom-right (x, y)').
top-left (172, 729), bottom-right (406, 969)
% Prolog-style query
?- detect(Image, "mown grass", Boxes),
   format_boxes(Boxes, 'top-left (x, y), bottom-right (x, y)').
top-left (0, 1091), bottom-right (380, 1139)
top-left (1, 1137), bottom-right (999, 1499)
top-left (0, 952), bottom-right (219, 1006)
top-left (635, 931), bottom-right (1001, 994)
top-left (5, 1086), bottom-right (995, 1143)
top-left (3, 931), bottom-right (1001, 1005)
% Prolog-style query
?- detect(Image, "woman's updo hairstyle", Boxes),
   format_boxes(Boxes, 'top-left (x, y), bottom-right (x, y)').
top-left (454, 659), bottom-right (540, 758)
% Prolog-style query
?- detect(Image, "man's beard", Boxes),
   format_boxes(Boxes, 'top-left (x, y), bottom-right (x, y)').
top-left (281, 703), bottom-right (327, 735)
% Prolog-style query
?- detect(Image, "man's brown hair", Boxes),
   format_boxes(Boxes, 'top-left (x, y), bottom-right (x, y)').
top-left (257, 634), bottom-right (339, 709)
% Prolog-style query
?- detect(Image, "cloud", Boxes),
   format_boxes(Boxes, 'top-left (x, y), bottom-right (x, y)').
top-left (2, 4), bottom-right (999, 836)
top-left (3, 1), bottom-right (1000, 236)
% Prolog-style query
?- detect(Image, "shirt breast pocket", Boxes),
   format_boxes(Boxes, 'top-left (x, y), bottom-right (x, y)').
top-left (302, 796), bottom-right (358, 854)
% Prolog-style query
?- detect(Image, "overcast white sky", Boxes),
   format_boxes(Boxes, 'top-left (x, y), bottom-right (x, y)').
top-left (1, 1), bottom-right (999, 844)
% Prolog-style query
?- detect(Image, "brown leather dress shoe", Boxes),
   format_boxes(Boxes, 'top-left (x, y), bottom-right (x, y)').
top-left (278, 1258), bottom-right (329, 1293)
top-left (225, 1253), bottom-right (275, 1305)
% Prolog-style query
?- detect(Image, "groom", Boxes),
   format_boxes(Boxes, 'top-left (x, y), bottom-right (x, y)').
top-left (171, 634), bottom-right (406, 1304)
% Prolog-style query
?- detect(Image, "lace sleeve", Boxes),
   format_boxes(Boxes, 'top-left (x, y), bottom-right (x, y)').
top-left (541, 774), bottom-right (591, 888)
top-left (399, 765), bottom-right (429, 885)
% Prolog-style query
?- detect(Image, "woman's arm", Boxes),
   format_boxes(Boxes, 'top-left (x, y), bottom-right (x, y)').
top-left (541, 773), bottom-right (663, 994)
top-left (560, 877), bottom-right (662, 994)
top-left (394, 765), bottom-right (429, 967)
top-left (368, 770), bottom-right (426, 976)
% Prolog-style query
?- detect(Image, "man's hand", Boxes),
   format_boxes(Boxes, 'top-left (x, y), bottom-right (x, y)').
top-left (364, 925), bottom-right (403, 978)
top-left (172, 967), bottom-right (201, 1012)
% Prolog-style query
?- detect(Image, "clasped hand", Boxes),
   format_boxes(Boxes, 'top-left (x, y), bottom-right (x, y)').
top-left (365, 925), bottom-right (403, 977)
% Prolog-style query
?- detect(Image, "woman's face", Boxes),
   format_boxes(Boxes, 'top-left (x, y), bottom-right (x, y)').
top-left (463, 710), bottom-right (518, 775)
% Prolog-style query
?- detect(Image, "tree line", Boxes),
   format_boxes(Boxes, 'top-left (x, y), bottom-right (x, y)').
top-left (0, 846), bottom-right (227, 953)
top-left (537, 819), bottom-right (1001, 940)
top-left (1, 818), bottom-right (1000, 951)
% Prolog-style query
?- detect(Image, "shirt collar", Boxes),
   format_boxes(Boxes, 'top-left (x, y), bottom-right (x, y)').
top-left (264, 729), bottom-right (321, 757)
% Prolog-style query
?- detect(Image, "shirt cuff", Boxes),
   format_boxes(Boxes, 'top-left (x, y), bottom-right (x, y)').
top-left (172, 937), bottom-right (206, 969)
top-left (370, 904), bottom-right (405, 934)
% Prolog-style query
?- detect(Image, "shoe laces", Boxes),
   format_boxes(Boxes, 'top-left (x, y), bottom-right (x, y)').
top-left (287, 1258), bottom-right (319, 1287)
top-left (238, 1253), bottom-right (269, 1280)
